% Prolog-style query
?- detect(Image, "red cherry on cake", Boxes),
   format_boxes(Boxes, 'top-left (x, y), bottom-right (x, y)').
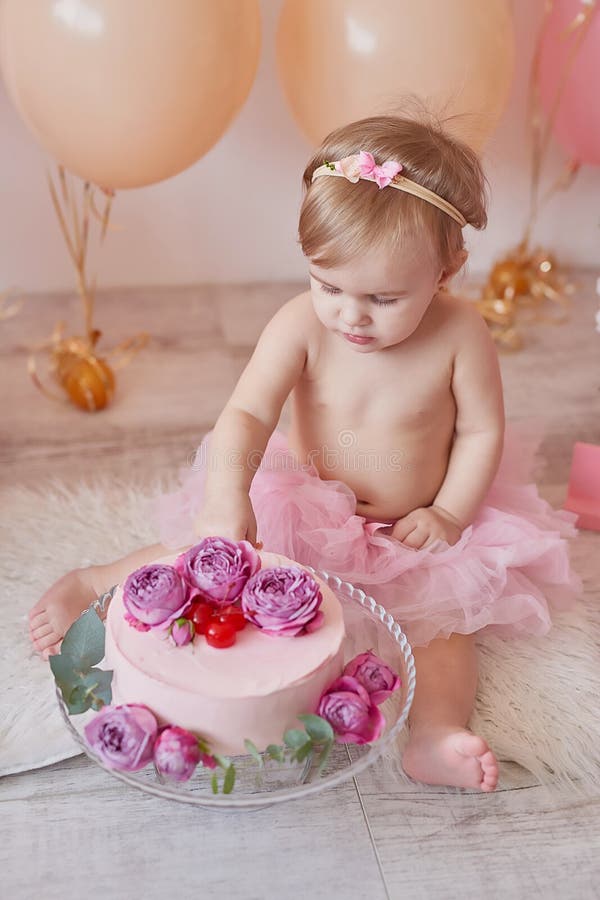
top-left (205, 620), bottom-right (237, 649)
top-left (217, 605), bottom-right (247, 632)
top-left (188, 602), bottom-right (216, 634)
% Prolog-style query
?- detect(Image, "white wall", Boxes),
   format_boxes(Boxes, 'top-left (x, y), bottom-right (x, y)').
top-left (0, 0), bottom-right (598, 294)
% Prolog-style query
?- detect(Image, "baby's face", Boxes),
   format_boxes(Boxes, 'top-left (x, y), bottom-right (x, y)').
top-left (308, 241), bottom-right (443, 353)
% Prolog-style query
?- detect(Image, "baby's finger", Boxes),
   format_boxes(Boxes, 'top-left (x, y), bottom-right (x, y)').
top-left (391, 515), bottom-right (418, 543)
top-left (423, 537), bottom-right (447, 552)
top-left (401, 525), bottom-right (430, 550)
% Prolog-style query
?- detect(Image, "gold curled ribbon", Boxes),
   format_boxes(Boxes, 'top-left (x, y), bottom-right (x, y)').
top-left (30, 165), bottom-right (150, 410)
top-left (0, 288), bottom-right (23, 321)
top-left (28, 322), bottom-right (88, 406)
top-left (104, 331), bottom-right (151, 370)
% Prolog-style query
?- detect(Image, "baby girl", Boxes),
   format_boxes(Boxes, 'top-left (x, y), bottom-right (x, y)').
top-left (29, 113), bottom-right (580, 792)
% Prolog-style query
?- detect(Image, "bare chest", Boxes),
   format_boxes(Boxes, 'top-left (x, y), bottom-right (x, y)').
top-left (295, 336), bottom-right (455, 430)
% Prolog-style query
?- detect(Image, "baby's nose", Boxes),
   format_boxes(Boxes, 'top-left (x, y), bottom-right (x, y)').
top-left (341, 300), bottom-right (371, 327)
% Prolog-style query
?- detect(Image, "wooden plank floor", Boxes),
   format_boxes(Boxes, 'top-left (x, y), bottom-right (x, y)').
top-left (1, 275), bottom-right (599, 899)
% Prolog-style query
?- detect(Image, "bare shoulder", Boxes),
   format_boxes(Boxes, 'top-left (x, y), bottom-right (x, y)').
top-left (225, 290), bottom-right (314, 426)
top-left (432, 291), bottom-right (495, 353)
top-left (261, 289), bottom-right (316, 343)
top-left (261, 289), bottom-right (324, 369)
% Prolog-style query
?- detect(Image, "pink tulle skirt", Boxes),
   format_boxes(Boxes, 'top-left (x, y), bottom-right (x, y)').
top-left (153, 428), bottom-right (582, 648)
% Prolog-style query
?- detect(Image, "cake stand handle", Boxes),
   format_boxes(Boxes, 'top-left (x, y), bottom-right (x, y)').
top-left (92, 584), bottom-right (117, 619)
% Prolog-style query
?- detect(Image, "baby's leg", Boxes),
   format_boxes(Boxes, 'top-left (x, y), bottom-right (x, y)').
top-left (401, 632), bottom-right (499, 792)
top-left (29, 542), bottom-right (180, 659)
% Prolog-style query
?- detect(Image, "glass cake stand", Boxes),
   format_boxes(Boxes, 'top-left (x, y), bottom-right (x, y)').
top-left (57, 567), bottom-right (416, 811)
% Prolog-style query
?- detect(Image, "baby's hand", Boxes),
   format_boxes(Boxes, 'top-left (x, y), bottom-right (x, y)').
top-left (193, 488), bottom-right (259, 546)
top-left (390, 505), bottom-right (464, 550)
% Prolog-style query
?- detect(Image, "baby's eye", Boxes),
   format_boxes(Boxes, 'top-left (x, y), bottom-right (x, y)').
top-left (318, 283), bottom-right (400, 306)
top-left (372, 296), bottom-right (399, 306)
top-left (319, 284), bottom-right (340, 295)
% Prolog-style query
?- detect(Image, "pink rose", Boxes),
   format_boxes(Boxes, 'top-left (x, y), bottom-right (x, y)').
top-left (84, 704), bottom-right (158, 772)
top-left (317, 676), bottom-right (385, 744)
top-left (153, 726), bottom-right (202, 782)
top-left (123, 564), bottom-right (189, 629)
top-left (175, 537), bottom-right (260, 607)
top-left (343, 651), bottom-right (401, 705)
top-left (241, 566), bottom-right (323, 637)
top-left (169, 617), bottom-right (194, 647)
top-left (124, 612), bottom-right (151, 632)
top-left (199, 752), bottom-right (217, 770)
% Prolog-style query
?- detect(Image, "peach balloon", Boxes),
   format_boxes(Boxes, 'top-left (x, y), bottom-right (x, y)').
top-left (0, 0), bottom-right (261, 189)
top-left (276, 0), bottom-right (514, 150)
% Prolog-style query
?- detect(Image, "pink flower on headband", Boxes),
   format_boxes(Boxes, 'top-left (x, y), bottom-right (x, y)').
top-left (333, 154), bottom-right (362, 183)
top-left (358, 151), bottom-right (402, 189)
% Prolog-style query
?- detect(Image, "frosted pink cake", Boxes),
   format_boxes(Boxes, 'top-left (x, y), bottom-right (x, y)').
top-left (104, 550), bottom-right (345, 755)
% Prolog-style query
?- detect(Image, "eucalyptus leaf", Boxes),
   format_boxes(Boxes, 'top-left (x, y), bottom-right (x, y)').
top-left (81, 668), bottom-right (113, 709)
top-left (266, 744), bottom-right (285, 763)
top-left (244, 739), bottom-right (264, 768)
top-left (317, 739), bottom-right (334, 776)
top-left (60, 607), bottom-right (106, 669)
top-left (197, 737), bottom-right (212, 755)
top-left (294, 741), bottom-right (314, 765)
top-left (67, 681), bottom-right (93, 715)
top-left (298, 714), bottom-right (334, 744)
top-left (50, 665), bottom-right (92, 715)
top-left (283, 728), bottom-right (311, 750)
top-left (223, 765), bottom-right (236, 794)
top-left (213, 753), bottom-right (231, 771)
top-left (49, 654), bottom-right (79, 699)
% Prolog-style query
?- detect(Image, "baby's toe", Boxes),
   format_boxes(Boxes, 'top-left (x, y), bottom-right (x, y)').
top-left (479, 749), bottom-right (499, 791)
top-left (31, 622), bottom-right (54, 642)
top-left (42, 642), bottom-right (62, 660)
top-left (33, 629), bottom-right (63, 654)
top-left (29, 609), bottom-right (49, 629)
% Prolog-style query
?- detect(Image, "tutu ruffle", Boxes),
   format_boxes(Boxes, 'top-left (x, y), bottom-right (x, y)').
top-left (153, 428), bottom-right (582, 648)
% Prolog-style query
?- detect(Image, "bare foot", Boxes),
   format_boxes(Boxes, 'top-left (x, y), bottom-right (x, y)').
top-left (29, 566), bottom-right (106, 660)
top-left (402, 725), bottom-right (499, 792)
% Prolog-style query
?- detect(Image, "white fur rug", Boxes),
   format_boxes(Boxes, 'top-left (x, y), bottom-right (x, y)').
top-left (1, 476), bottom-right (599, 794)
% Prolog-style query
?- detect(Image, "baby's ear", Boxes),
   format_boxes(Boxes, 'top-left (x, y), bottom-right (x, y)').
top-left (438, 249), bottom-right (468, 288)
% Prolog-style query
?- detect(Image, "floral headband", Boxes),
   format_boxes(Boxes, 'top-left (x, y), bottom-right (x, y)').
top-left (311, 150), bottom-right (467, 227)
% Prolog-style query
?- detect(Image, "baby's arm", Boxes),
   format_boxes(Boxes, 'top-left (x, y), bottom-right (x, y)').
top-left (194, 294), bottom-right (309, 543)
top-left (393, 305), bottom-right (504, 549)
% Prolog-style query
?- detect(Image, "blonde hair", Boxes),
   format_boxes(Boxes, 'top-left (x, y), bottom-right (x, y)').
top-left (298, 109), bottom-right (489, 275)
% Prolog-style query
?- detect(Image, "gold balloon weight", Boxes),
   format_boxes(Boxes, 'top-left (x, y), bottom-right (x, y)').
top-left (475, 243), bottom-right (575, 352)
top-left (28, 167), bottom-right (148, 411)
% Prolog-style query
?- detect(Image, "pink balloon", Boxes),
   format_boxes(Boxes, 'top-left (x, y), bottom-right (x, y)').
top-left (538, 0), bottom-right (600, 166)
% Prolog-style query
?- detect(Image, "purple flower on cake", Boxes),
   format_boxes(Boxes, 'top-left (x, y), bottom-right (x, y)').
top-left (175, 537), bottom-right (261, 607)
top-left (84, 704), bottom-right (158, 772)
top-left (169, 617), bottom-right (195, 647)
top-left (123, 564), bottom-right (189, 630)
top-left (343, 651), bottom-right (401, 705)
top-left (198, 750), bottom-right (217, 770)
top-left (317, 676), bottom-right (385, 744)
top-left (123, 612), bottom-right (151, 632)
top-left (153, 726), bottom-right (202, 782)
top-left (241, 566), bottom-right (323, 637)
